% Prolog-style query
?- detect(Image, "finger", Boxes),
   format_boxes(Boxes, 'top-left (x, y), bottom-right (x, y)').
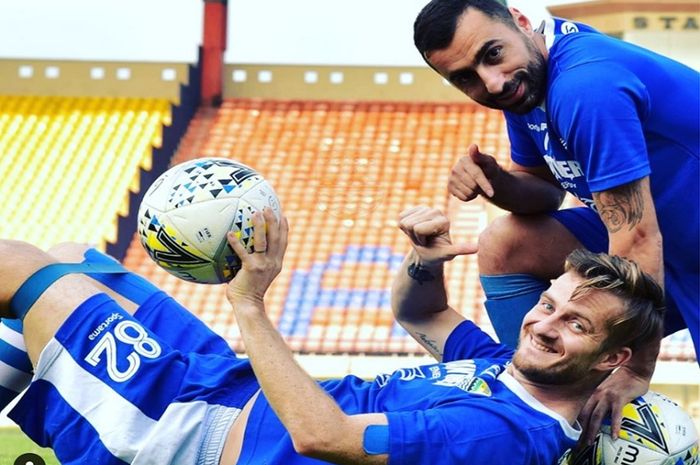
top-left (405, 208), bottom-right (447, 246)
top-left (263, 208), bottom-right (280, 252)
top-left (412, 215), bottom-right (449, 238)
top-left (583, 403), bottom-right (608, 446)
top-left (609, 402), bottom-right (624, 441)
top-left (449, 157), bottom-right (478, 192)
top-left (448, 176), bottom-right (478, 202)
top-left (449, 242), bottom-right (478, 257)
top-left (465, 152), bottom-right (495, 198)
top-left (227, 230), bottom-right (249, 261)
top-left (252, 210), bottom-right (268, 254)
top-left (578, 397), bottom-right (596, 444)
top-left (398, 207), bottom-right (431, 246)
top-left (398, 205), bottom-right (426, 221)
top-left (279, 215), bottom-right (289, 258)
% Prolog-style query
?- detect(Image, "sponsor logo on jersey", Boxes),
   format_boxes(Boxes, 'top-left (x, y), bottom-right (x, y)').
top-left (560, 21), bottom-right (580, 34)
top-left (543, 155), bottom-right (584, 180)
top-left (88, 312), bottom-right (124, 341)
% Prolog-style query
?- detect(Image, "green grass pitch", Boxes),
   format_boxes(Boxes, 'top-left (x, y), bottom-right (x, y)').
top-left (0, 427), bottom-right (59, 465)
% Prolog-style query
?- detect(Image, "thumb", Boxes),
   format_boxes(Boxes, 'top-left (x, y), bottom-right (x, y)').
top-left (469, 146), bottom-right (492, 166)
top-left (448, 242), bottom-right (478, 257)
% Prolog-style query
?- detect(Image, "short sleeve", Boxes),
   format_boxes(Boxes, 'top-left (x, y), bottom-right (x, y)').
top-left (549, 61), bottom-right (651, 192)
top-left (443, 320), bottom-right (514, 362)
top-left (386, 407), bottom-right (534, 465)
top-left (505, 113), bottom-right (546, 167)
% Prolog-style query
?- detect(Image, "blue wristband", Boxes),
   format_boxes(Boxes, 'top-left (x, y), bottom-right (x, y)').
top-left (363, 424), bottom-right (390, 455)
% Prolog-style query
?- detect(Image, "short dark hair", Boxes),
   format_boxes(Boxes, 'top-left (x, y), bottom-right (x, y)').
top-left (564, 249), bottom-right (665, 354)
top-left (414, 0), bottom-right (515, 60)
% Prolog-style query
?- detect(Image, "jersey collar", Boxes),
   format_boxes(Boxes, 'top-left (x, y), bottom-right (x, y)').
top-left (499, 370), bottom-right (582, 440)
top-left (536, 17), bottom-right (557, 51)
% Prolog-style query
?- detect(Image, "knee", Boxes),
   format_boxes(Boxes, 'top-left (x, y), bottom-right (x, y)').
top-left (0, 239), bottom-right (45, 267)
top-left (47, 242), bottom-right (93, 262)
top-left (477, 214), bottom-right (578, 277)
top-left (477, 215), bottom-right (528, 274)
top-left (0, 240), bottom-right (57, 317)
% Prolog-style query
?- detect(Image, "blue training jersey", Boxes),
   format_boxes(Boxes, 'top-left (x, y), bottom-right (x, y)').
top-left (237, 321), bottom-right (580, 465)
top-left (504, 17), bottom-right (700, 335)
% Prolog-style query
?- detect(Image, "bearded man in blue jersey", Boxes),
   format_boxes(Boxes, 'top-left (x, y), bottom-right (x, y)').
top-left (0, 207), bottom-right (664, 465)
top-left (412, 0), bottom-right (699, 444)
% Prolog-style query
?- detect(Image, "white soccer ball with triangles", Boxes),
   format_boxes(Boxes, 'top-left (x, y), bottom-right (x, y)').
top-left (560, 391), bottom-right (698, 465)
top-left (138, 157), bottom-right (280, 284)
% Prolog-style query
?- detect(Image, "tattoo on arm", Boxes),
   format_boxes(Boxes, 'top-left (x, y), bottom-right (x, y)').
top-left (416, 331), bottom-right (443, 357)
top-left (407, 262), bottom-right (436, 285)
top-left (595, 181), bottom-right (645, 233)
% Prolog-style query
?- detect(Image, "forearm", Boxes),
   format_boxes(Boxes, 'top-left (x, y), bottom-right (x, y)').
top-left (233, 301), bottom-right (349, 456)
top-left (608, 230), bottom-right (664, 286)
top-left (595, 177), bottom-right (664, 286)
top-left (489, 170), bottom-right (565, 213)
top-left (627, 328), bottom-right (662, 379)
top-left (391, 250), bottom-right (448, 323)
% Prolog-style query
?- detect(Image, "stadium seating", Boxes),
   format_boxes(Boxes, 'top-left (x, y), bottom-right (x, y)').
top-left (0, 95), bottom-right (171, 250)
top-left (124, 99), bottom-right (504, 353)
top-left (1, 95), bottom-right (693, 360)
top-left (123, 98), bottom-right (697, 361)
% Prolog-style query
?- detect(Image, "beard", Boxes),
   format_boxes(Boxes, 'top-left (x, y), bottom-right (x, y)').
top-left (511, 334), bottom-right (604, 386)
top-left (512, 350), bottom-right (594, 385)
top-left (477, 41), bottom-right (548, 114)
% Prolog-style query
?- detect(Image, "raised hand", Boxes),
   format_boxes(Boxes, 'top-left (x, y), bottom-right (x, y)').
top-left (226, 208), bottom-right (289, 307)
top-left (448, 144), bottom-right (501, 202)
top-left (398, 206), bottom-right (477, 266)
top-left (578, 366), bottom-right (650, 446)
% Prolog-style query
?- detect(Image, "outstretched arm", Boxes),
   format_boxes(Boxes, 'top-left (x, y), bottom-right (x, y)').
top-left (580, 176), bottom-right (663, 444)
top-left (448, 144), bottom-right (566, 214)
top-left (392, 206), bottom-right (477, 360)
top-left (226, 209), bottom-right (387, 465)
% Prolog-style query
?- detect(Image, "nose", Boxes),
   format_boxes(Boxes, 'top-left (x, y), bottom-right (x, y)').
top-left (477, 67), bottom-right (506, 95)
top-left (531, 314), bottom-right (559, 340)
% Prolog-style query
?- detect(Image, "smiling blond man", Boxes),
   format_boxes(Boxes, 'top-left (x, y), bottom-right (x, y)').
top-left (0, 204), bottom-right (664, 465)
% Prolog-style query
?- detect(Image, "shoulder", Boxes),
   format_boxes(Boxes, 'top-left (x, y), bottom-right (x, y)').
top-left (546, 41), bottom-right (650, 115)
top-left (549, 33), bottom-right (624, 73)
top-left (444, 320), bottom-right (514, 362)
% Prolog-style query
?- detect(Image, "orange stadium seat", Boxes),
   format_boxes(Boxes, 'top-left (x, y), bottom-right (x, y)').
top-left (6, 95), bottom-right (691, 360)
top-left (120, 100), bottom-right (573, 356)
top-left (132, 98), bottom-right (689, 361)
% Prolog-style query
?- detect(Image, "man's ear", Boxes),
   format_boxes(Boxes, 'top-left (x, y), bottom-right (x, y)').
top-left (595, 347), bottom-right (633, 371)
top-left (508, 7), bottom-right (533, 33)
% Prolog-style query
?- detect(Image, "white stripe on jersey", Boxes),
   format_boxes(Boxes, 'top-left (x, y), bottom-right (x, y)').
top-left (0, 322), bottom-right (26, 350)
top-left (0, 360), bottom-right (32, 392)
top-left (39, 339), bottom-right (157, 462)
top-left (36, 337), bottom-right (241, 465)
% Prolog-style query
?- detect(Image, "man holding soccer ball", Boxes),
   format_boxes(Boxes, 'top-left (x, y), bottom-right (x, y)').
top-left (0, 204), bottom-right (668, 464)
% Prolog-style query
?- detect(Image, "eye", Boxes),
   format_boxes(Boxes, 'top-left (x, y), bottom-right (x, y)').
top-left (485, 46), bottom-right (503, 63)
top-left (450, 71), bottom-right (476, 88)
top-left (569, 321), bottom-right (586, 333)
top-left (540, 302), bottom-right (554, 312)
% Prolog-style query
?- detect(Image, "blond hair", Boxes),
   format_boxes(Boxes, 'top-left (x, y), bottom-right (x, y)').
top-left (565, 249), bottom-right (665, 353)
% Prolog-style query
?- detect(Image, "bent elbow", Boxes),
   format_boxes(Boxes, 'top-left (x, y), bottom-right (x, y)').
top-left (291, 432), bottom-right (332, 458)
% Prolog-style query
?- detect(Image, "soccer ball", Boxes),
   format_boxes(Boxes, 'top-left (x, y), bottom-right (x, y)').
top-left (559, 391), bottom-right (698, 465)
top-left (137, 157), bottom-right (281, 284)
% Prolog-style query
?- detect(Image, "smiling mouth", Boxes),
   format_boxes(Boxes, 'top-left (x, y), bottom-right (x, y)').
top-left (498, 81), bottom-right (525, 105)
top-left (530, 335), bottom-right (557, 353)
